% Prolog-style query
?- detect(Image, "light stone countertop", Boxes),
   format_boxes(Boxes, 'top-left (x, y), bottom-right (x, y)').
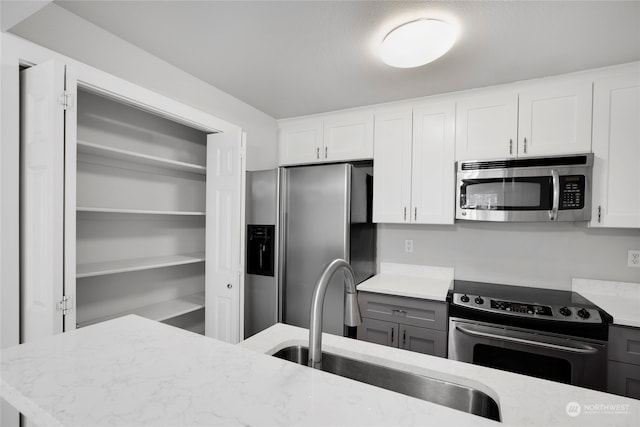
top-left (573, 278), bottom-right (640, 327)
top-left (357, 263), bottom-right (453, 301)
top-left (2, 315), bottom-right (639, 427)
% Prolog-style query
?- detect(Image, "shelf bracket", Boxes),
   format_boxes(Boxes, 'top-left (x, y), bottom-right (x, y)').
top-left (57, 296), bottom-right (73, 316)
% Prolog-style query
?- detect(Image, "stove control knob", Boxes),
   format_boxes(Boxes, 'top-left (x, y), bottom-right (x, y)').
top-left (577, 308), bottom-right (591, 319)
top-left (460, 294), bottom-right (470, 303)
top-left (559, 306), bottom-right (572, 317)
top-left (474, 297), bottom-right (484, 305)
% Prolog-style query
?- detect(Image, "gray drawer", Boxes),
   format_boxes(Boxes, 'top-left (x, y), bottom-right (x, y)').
top-left (358, 291), bottom-right (448, 331)
top-left (607, 360), bottom-right (640, 399)
top-left (609, 325), bottom-right (640, 365)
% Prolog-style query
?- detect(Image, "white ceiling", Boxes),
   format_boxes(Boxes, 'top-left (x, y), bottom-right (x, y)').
top-left (40, 1), bottom-right (640, 119)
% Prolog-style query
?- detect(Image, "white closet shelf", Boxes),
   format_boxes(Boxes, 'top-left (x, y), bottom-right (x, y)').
top-left (77, 252), bottom-right (205, 278)
top-left (77, 292), bottom-right (205, 328)
top-left (77, 206), bottom-right (206, 215)
top-left (77, 140), bottom-right (206, 175)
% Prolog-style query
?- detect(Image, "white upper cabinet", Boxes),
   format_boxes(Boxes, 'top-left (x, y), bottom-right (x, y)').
top-left (591, 66), bottom-right (640, 228)
top-left (278, 118), bottom-right (324, 165)
top-left (455, 91), bottom-right (518, 160)
top-left (411, 101), bottom-right (456, 224)
top-left (456, 78), bottom-right (593, 160)
top-left (278, 112), bottom-right (373, 165)
top-left (372, 108), bottom-right (413, 223)
top-left (518, 79), bottom-right (593, 157)
top-left (373, 100), bottom-right (455, 225)
top-left (323, 112), bottom-right (374, 162)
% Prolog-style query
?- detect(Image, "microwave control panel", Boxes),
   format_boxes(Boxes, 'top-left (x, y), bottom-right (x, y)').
top-left (559, 175), bottom-right (585, 210)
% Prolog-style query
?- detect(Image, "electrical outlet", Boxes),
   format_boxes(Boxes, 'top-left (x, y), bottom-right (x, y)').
top-left (628, 250), bottom-right (640, 268)
top-left (405, 239), bottom-right (413, 253)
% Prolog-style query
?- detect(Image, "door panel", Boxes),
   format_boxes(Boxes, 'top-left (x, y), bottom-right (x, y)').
top-left (400, 325), bottom-right (447, 357)
top-left (455, 92), bottom-right (518, 160)
top-left (206, 131), bottom-right (242, 343)
top-left (519, 80), bottom-right (592, 157)
top-left (283, 164), bottom-right (349, 335)
top-left (63, 67), bottom-right (78, 332)
top-left (591, 71), bottom-right (640, 228)
top-left (412, 101), bottom-right (455, 224)
top-left (372, 109), bottom-right (412, 223)
top-left (357, 317), bottom-right (397, 347)
top-left (20, 60), bottom-right (66, 343)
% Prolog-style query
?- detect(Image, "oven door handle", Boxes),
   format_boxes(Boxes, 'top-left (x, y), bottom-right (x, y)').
top-left (454, 323), bottom-right (599, 354)
top-left (549, 169), bottom-right (560, 221)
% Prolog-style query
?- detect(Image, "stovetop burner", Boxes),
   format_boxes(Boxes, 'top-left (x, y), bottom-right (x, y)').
top-left (447, 280), bottom-right (612, 341)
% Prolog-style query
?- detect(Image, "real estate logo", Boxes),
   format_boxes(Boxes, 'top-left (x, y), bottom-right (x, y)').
top-left (566, 401), bottom-right (581, 417)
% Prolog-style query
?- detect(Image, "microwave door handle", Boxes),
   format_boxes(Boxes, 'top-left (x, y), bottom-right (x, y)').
top-left (550, 169), bottom-right (560, 221)
top-left (454, 323), bottom-right (598, 354)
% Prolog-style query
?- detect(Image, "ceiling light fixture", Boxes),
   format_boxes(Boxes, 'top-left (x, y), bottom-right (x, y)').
top-left (381, 19), bottom-right (457, 68)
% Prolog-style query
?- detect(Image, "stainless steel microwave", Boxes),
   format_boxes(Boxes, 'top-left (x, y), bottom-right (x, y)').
top-left (456, 154), bottom-right (593, 222)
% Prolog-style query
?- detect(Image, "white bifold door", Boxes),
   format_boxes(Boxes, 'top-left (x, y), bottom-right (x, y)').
top-left (21, 60), bottom-right (243, 345)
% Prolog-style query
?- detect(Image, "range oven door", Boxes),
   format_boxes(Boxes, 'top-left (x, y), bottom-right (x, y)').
top-left (448, 318), bottom-right (607, 391)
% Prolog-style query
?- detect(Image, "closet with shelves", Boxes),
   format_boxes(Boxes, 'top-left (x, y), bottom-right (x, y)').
top-left (22, 59), bottom-right (242, 346)
top-left (73, 89), bottom-right (209, 333)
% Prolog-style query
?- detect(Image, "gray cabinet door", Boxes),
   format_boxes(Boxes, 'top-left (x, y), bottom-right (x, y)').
top-left (609, 325), bottom-right (640, 365)
top-left (357, 317), bottom-right (398, 347)
top-left (608, 360), bottom-right (640, 399)
top-left (399, 324), bottom-right (447, 357)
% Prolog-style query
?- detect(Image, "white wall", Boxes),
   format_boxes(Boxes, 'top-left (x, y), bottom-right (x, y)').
top-left (7, 3), bottom-right (279, 171)
top-left (378, 222), bottom-right (640, 290)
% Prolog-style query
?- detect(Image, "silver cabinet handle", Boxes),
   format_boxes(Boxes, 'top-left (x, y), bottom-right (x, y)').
top-left (402, 329), bottom-right (406, 348)
top-left (227, 283), bottom-right (233, 289)
top-left (414, 207), bottom-right (417, 221)
top-left (454, 323), bottom-right (598, 354)
top-left (403, 207), bottom-right (407, 221)
top-left (523, 137), bottom-right (528, 153)
top-left (316, 147), bottom-right (320, 159)
top-left (392, 309), bottom-right (407, 317)
top-left (549, 169), bottom-right (559, 221)
top-left (509, 139), bottom-right (513, 155)
top-left (598, 205), bottom-right (602, 223)
top-left (324, 146), bottom-right (328, 158)
top-left (391, 327), bottom-right (394, 344)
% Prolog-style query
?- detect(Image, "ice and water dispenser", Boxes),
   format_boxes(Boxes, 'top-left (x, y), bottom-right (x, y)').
top-left (246, 224), bottom-right (275, 276)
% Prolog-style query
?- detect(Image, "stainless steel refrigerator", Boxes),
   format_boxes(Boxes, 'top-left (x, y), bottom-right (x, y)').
top-left (279, 163), bottom-right (375, 336)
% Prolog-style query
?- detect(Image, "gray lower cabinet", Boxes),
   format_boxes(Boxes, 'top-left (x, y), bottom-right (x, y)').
top-left (608, 325), bottom-right (640, 399)
top-left (357, 291), bottom-right (448, 357)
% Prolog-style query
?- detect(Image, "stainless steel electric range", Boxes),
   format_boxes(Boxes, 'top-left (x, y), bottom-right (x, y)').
top-left (447, 280), bottom-right (613, 391)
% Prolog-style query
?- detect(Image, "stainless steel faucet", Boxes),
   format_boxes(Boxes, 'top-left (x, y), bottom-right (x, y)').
top-left (308, 259), bottom-right (362, 369)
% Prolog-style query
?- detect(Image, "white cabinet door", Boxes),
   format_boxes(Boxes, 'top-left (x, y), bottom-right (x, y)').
top-left (206, 131), bottom-right (242, 343)
top-left (324, 112), bottom-right (374, 162)
top-left (372, 109), bottom-right (413, 223)
top-left (279, 118), bottom-right (323, 165)
top-left (591, 70), bottom-right (640, 228)
top-left (455, 91), bottom-right (518, 160)
top-left (411, 101), bottom-right (456, 224)
top-left (519, 79), bottom-right (593, 157)
top-left (20, 60), bottom-right (68, 343)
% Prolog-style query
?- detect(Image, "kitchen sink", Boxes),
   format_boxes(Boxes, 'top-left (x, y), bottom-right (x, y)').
top-left (272, 346), bottom-right (501, 422)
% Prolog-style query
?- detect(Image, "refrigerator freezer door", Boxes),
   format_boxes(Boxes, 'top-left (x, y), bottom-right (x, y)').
top-left (283, 164), bottom-right (349, 335)
top-left (244, 170), bottom-right (278, 338)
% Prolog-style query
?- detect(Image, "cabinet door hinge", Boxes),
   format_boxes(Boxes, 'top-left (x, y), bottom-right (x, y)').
top-left (59, 91), bottom-right (74, 111)
top-left (57, 296), bottom-right (73, 315)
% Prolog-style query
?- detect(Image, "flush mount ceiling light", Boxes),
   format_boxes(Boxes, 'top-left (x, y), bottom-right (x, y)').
top-left (381, 19), bottom-right (457, 68)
